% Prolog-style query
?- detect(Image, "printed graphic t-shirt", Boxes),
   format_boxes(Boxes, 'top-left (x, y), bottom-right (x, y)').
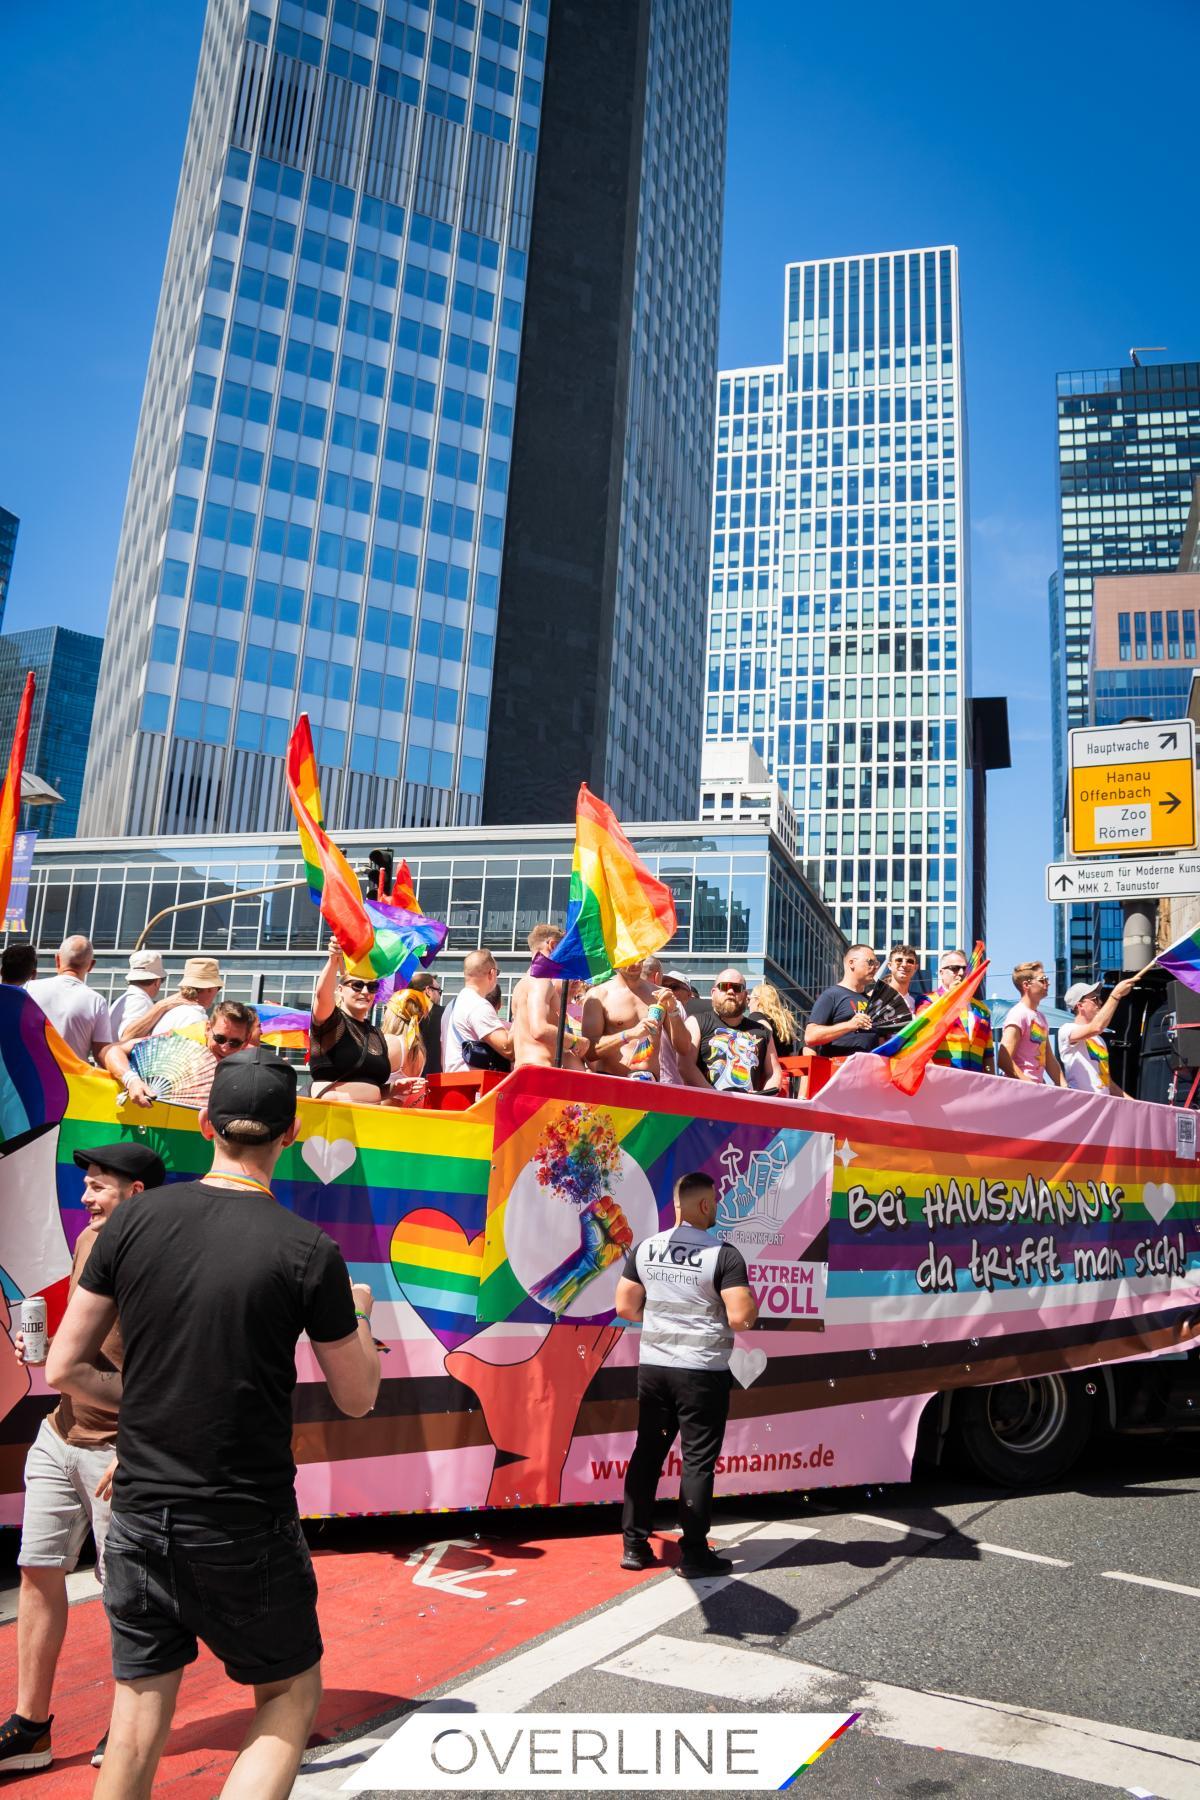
top-left (691, 1008), bottom-right (773, 1092)
top-left (624, 1224), bottom-right (751, 1371)
top-left (807, 984), bottom-right (879, 1057)
top-left (1002, 1002), bottom-right (1049, 1080)
top-left (1057, 1022), bottom-right (1112, 1093)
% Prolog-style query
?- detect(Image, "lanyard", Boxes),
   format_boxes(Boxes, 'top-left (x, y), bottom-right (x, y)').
top-left (201, 1172), bottom-right (274, 1200)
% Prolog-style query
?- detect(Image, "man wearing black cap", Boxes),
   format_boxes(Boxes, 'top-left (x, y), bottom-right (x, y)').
top-left (0, 1141), bottom-right (164, 1777)
top-left (47, 1050), bottom-right (381, 1800)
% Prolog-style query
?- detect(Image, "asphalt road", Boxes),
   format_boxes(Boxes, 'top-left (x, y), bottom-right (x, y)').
top-left (295, 1434), bottom-right (1200, 1800)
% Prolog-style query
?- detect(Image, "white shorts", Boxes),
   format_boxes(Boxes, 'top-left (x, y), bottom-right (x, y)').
top-left (17, 1416), bottom-right (115, 1577)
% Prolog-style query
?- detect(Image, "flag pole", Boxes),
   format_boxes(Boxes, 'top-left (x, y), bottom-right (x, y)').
top-left (553, 978), bottom-right (569, 1068)
top-left (1129, 958), bottom-right (1159, 983)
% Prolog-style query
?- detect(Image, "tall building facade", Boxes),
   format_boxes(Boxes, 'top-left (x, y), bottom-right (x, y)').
top-left (706, 248), bottom-right (972, 969)
top-left (0, 628), bottom-right (104, 838)
top-left (0, 509), bottom-right (18, 636)
top-left (81, 0), bottom-right (730, 842)
top-left (483, 0), bottom-right (728, 824)
top-left (1050, 360), bottom-right (1200, 996)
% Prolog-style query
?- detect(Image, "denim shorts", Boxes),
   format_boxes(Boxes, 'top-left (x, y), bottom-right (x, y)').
top-left (102, 1505), bottom-right (323, 1685)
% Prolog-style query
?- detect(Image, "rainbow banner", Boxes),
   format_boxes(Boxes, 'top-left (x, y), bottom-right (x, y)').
top-left (253, 1004), bottom-right (310, 1050)
top-left (530, 784), bottom-right (676, 981)
top-left (0, 673), bottom-right (34, 920)
top-left (1156, 922), bottom-right (1200, 995)
top-left (874, 951), bottom-right (990, 1093)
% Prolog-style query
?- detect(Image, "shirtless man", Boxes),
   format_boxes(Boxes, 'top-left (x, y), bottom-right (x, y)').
top-left (511, 924), bottom-right (590, 1071)
top-left (581, 961), bottom-right (677, 1080)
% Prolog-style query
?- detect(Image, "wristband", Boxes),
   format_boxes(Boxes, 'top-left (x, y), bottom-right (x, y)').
top-left (120, 1069), bottom-right (137, 1091)
top-left (354, 1309), bottom-right (371, 1322)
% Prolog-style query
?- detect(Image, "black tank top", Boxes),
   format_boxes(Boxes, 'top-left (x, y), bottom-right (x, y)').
top-left (308, 1008), bottom-right (391, 1092)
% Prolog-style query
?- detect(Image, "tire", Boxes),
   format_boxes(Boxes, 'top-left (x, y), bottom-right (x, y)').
top-left (951, 1373), bottom-right (1096, 1487)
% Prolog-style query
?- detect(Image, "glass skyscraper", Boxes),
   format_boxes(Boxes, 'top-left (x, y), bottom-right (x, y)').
top-left (706, 247), bottom-right (971, 970)
top-left (0, 509), bottom-right (18, 636)
top-left (81, 0), bottom-right (730, 841)
top-left (1050, 360), bottom-right (1200, 997)
top-left (0, 628), bottom-right (104, 838)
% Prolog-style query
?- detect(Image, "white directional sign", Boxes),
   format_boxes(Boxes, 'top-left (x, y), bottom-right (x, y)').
top-left (1046, 854), bottom-right (1200, 904)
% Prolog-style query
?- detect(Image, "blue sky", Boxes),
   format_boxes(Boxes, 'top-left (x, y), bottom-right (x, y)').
top-left (2, 0), bottom-right (1197, 983)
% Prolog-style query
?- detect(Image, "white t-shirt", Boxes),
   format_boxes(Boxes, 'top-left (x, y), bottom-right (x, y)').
top-left (1057, 1022), bottom-right (1113, 1093)
top-left (109, 986), bottom-right (155, 1039)
top-left (1002, 1001), bottom-right (1050, 1081)
top-left (26, 974), bottom-right (114, 1061)
top-left (151, 1002), bottom-right (207, 1036)
top-left (442, 988), bottom-right (505, 1072)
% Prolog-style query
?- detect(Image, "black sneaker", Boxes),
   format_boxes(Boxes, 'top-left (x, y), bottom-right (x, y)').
top-left (678, 1546), bottom-right (732, 1578)
top-left (619, 1543), bottom-right (656, 1571)
top-left (0, 1711), bottom-right (52, 1772)
top-left (91, 1731), bottom-right (108, 1768)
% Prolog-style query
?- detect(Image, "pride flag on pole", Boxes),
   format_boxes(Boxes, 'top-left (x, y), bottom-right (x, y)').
top-left (389, 858), bottom-right (420, 911)
top-left (285, 715), bottom-right (375, 964)
top-left (0, 673), bottom-right (34, 920)
top-left (1154, 923), bottom-right (1200, 994)
top-left (530, 784), bottom-right (677, 981)
top-left (873, 944), bottom-right (990, 1094)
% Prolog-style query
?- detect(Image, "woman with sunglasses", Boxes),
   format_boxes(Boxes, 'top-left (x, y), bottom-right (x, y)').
top-left (309, 940), bottom-right (427, 1106)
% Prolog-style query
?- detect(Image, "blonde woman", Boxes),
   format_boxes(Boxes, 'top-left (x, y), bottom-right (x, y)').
top-left (747, 983), bottom-right (801, 1059)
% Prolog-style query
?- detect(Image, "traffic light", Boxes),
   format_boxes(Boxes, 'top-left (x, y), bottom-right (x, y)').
top-left (368, 848), bottom-right (394, 900)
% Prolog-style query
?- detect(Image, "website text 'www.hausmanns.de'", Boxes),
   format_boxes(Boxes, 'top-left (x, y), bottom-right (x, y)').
top-left (589, 1446), bottom-right (836, 1481)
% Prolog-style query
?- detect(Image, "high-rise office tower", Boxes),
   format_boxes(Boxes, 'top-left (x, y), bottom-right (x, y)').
top-left (81, 0), bottom-right (730, 840)
top-left (0, 509), bottom-right (18, 636)
top-left (0, 628), bottom-right (104, 838)
top-left (706, 248), bottom-right (972, 967)
top-left (1050, 360), bottom-right (1200, 997)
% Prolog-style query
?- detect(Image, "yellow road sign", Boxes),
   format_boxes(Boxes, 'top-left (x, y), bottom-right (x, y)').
top-left (1068, 721), bottom-right (1197, 856)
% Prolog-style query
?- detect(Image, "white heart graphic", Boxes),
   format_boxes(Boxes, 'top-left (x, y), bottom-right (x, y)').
top-left (301, 1136), bottom-right (357, 1185)
top-left (729, 1347), bottom-right (767, 1389)
top-left (1142, 1181), bottom-right (1177, 1226)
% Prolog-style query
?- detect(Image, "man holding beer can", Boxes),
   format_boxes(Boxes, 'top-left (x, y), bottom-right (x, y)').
top-left (0, 1141), bottom-right (164, 1776)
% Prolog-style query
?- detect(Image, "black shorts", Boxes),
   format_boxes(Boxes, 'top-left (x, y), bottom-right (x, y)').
top-left (103, 1506), bottom-right (323, 1686)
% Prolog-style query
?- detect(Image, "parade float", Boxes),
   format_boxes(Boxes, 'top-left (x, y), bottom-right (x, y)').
top-left (0, 991), bottom-right (1197, 1526)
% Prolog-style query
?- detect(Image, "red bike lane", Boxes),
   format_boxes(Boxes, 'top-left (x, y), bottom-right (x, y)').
top-left (0, 1519), bottom-right (669, 1796)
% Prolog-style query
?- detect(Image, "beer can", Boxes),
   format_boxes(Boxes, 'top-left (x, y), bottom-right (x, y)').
top-left (20, 1297), bottom-right (48, 1365)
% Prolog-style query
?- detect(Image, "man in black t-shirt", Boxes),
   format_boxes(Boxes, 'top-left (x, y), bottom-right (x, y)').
top-left (47, 1050), bottom-right (381, 1800)
top-left (686, 968), bottom-right (782, 1095)
top-left (805, 945), bottom-right (890, 1058)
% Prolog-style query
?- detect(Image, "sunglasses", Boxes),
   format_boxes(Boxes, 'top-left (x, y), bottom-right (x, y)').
top-left (716, 982), bottom-right (746, 994)
top-left (210, 1032), bottom-right (248, 1049)
top-left (941, 965), bottom-right (967, 976)
top-left (343, 978), bottom-right (380, 995)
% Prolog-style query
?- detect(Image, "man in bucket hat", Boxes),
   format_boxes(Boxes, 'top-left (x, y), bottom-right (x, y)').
top-left (118, 957), bottom-right (224, 1045)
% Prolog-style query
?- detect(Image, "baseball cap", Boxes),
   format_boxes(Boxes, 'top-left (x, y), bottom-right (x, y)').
top-left (662, 969), bottom-right (695, 990)
top-left (207, 1048), bottom-right (296, 1140)
top-left (182, 956), bottom-right (223, 988)
top-left (1064, 980), bottom-right (1102, 1010)
top-left (126, 951), bottom-right (165, 986)
top-left (73, 1141), bottom-right (167, 1188)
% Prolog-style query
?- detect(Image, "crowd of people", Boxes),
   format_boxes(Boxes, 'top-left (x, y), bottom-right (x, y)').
top-left (2, 928), bottom-right (1133, 1108)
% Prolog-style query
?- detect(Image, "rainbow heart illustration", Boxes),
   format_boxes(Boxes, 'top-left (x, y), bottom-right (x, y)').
top-left (390, 1208), bottom-right (485, 1349)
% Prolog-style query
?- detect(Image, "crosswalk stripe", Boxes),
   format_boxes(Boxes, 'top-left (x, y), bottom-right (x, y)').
top-left (598, 1635), bottom-right (1200, 1799)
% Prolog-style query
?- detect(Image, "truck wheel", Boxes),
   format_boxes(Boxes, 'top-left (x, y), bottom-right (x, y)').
top-left (952, 1374), bottom-right (1095, 1487)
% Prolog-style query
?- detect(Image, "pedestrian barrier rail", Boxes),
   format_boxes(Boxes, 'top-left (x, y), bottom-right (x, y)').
top-left (0, 984), bottom-right (1196, 1521)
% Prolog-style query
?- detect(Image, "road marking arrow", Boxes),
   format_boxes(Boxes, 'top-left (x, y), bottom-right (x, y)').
top-left (410, 1538), bottom-right (516, 1601)
top-left (1160, 792), bottom-right (1183, 814)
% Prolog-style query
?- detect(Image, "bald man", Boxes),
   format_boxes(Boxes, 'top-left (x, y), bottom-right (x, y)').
top-left (441, 951), bottom-right (513, 1072)
top-left (27, 938), bottom-right (153, 1108)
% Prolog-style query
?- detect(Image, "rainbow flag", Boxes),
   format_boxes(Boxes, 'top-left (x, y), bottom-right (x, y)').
top-left (362, 897), bottom-right (447, 989)
top-left (529, 785), bottom-right (677, 981)
top-left (285, 715), bottom-right (375, 963)
top-left (253, 1004), bottom-right (311, 1050)
top-left (0, 673), bottom-right (34, 919)
top-left (1156, 923), bottom-right (1200, 995)
top-left (924, 944), bottom-right (993, 1071)
top-left (389, 858), bottom-right (421, 912)
top-left (873, 946), bottom-right (990, 1093)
